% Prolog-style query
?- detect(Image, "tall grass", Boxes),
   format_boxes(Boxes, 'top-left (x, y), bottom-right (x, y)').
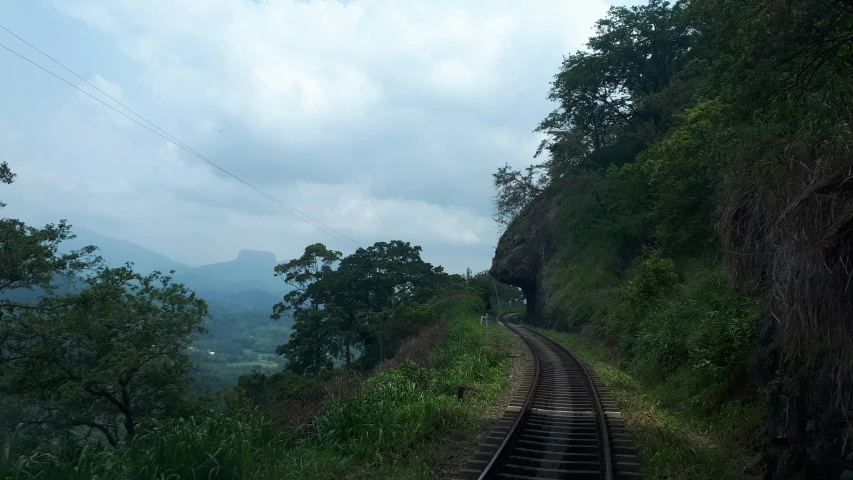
top-left (535, 328), bottom-right (765, 480)
top-left (2, 295), bottom-right (512, 479)
top-left (544, 243), bottom-right (763, 408)
top-left (537, 244), bottom-right (766, 478)
top-left (270, 294), bottom-right (512, 477)
top-left (1, 416), bottom-right (294, 480)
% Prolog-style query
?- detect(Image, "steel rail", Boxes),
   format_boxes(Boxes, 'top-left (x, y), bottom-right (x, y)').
top-left (476, 313), bottom-right (541, 480)
top-left (476, 314), bottom-right (614, 480)
top-left (516, 322), bottom-right (614, 480)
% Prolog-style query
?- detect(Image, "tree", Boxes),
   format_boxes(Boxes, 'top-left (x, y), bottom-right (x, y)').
top-left (0, 266), bottom-right (208, 445)
top-left (334, 241), bottom-right (444, 365)
top-left (309, 258), bottom-right (366, 370)
top-left (273, 241), bottom-right (446, 373)
top-left (533, 0), bottom-right (691, 176)
top-left (467, 270), bottom-right (524, 307)
top-left (493, 2), bottom-right (691, 228)
top-left (272, 243), bottom-right (341, 375)
top-left (338, 241), bottom-right (442, 313)
top-left (0, 162), bottom-right (14, 191)
top-left (492, 163), bottom-right (545, 225)
top-left (275, 308), bottom-right (335, 376)
top-left (1, 162), bottom-right (99, 316)
top-left (689, 0), bottom-right (853, 109)
top-left (272, 242), bottom-right (342, 320)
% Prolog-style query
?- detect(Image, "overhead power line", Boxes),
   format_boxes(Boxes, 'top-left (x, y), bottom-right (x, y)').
top-left (0, 25), bottom-right (366, 250)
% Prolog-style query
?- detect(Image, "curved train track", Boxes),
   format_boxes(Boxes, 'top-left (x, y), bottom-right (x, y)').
top-left (456, 314), bottom-right (640, 480)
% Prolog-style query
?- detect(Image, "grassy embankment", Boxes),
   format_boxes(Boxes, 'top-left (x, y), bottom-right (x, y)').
top-left (514, 165), bottom-right (771, 479)
top-left (1, 295), bottom-right (513, 479)
top-left (533, 320), bottom-right (765, 480)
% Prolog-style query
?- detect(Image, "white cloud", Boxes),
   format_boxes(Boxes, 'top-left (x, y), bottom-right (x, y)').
top-left (290, 181), bottom-right (490, 245)
top-left (90, 73), bottom-right (123, 100)
top-left (53, 0), bottom-right (610, 129)
top-left (57, 2), bottom-right (122, 34)
top-left (1, 0), bottom-right (638, 273)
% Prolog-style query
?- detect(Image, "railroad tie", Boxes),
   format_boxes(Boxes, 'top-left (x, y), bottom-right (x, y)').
top-left (454, 314), bottom-right (641, 480)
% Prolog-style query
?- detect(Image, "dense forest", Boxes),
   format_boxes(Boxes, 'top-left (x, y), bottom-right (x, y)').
top-left (490, 0), bottom-right (853, 477)
top-left (190, 303), bottom-right (293, 391)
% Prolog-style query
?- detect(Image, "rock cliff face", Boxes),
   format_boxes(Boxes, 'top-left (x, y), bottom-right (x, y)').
top-left (759, 315), bottom-right (853, 480)
top-left (236, 250), bottom-right (277, 265)
top-left (490, 191), bottom-right (853, 478)
top-left (489, 193), bottom-right (560, 323)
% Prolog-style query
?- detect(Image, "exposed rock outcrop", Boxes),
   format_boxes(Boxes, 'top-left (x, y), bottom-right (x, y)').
top-left (490, 192), bottom-right (559, 323)
top-left (236, 250), bottom-right (277, 265)
top-left (760, 315), bottom-right (852, 480)
top-left (492, 176), bottom-right (853, 478)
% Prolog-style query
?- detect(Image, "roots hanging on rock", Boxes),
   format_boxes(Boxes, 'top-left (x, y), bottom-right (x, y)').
top-left (719, 86), bottom-right (853, 425)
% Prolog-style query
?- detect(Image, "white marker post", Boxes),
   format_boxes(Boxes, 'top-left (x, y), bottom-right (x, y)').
top-left (484, 313), bottom-right (489, 343)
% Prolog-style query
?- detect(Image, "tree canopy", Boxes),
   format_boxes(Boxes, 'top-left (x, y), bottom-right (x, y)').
top-left (465, 268), bottom-right (524, 307)
top-left (1, 267), bottom-right (208, 445)
top-left (272, 241), bottom-right (448, 375)
top-left (0, 165), bottom-right (99, 313)
top-left (1, 163), bottom-right (208, 446)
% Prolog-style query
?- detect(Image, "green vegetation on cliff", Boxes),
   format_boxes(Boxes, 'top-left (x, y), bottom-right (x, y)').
top-left (492, 0), bottom-right (853, 477)
top-left (536, 328), bottom-right (764, 480)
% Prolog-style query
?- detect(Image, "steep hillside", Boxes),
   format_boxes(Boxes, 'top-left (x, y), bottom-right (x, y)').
top-left (490, 1), bottom-right (853, 478)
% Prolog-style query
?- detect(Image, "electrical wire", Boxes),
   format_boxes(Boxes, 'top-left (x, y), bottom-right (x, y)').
top-left (0, 26), bottom-right (366, 250)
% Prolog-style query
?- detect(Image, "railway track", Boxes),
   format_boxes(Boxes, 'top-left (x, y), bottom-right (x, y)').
top-left (456, 314), bottom-right (640, 479)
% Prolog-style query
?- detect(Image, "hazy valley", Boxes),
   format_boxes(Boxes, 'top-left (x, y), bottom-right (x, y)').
top-left (63, 228), bottom-right (295, 389)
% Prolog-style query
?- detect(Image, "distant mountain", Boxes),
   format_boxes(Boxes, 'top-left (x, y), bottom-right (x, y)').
top-left (174, 250), bottom-right (283, 297)
top-left (0, 274), bottom-right (83, 305)
top-left (63, 227), bottom-right (186, 275)
top-left (60, 228), bottom-right (288, 307)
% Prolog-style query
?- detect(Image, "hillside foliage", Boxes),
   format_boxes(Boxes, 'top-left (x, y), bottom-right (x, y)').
top-left (1, 162), bottom-right (211, 448)
top-left (271, 241), bottom-right (452, 374)
top-left (494, 0), bottom-right (853, 475)
top-left (189, 303), bottom-right (293, 391)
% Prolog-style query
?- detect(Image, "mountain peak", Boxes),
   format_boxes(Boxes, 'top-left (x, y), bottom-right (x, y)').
top-left (236, 250), bottom-right (276, 265)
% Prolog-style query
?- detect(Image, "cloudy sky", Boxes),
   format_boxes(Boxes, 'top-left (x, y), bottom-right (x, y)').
top-left (1, 0), bottom-right (642, 274)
